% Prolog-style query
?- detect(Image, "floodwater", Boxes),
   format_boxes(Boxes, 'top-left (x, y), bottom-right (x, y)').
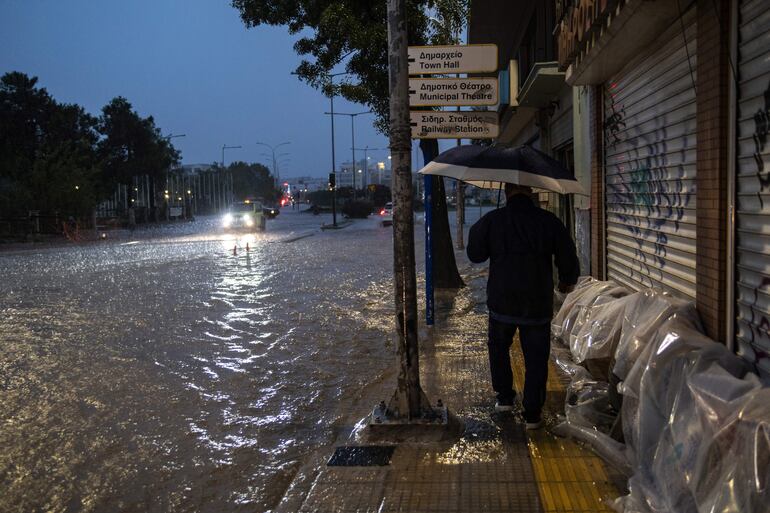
top-left (0, 206), bottom-right (489, 513)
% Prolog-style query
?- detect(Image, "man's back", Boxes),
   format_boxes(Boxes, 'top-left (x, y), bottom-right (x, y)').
top-left (467, 194), bottom-right (579, 322)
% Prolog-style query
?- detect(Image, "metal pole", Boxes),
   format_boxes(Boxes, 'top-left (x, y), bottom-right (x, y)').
top-left (425, 174), bottom-right (434, 326)
top-left (363, 147), bottom-right (368, 196)
top-left (455, 27), bottom-right (465, 250)
top-left (330, 91), bottom-right (338, 227)
top-left (455, 121), bottom-right (464, 249)
top-left (351, 116), bottom-right (356, 199)
top-left (386, 0), bottom-right (426, 420)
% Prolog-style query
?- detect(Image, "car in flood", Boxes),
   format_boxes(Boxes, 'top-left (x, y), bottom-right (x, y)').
top-left (379, 202), bottom-right (393, 226)
top-left (262, 205), bottom-right (280, 219)
top-left (222, 200), bottom-right (265, 231)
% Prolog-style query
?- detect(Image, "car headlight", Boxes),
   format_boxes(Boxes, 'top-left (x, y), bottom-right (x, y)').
top-left (222, 213), bottom-right (233, 227)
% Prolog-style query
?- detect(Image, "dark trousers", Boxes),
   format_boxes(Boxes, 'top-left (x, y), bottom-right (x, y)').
top-left (487, 317), bottom-right (550, 418)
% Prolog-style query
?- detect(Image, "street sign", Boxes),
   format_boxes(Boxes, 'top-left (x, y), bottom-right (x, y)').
top-left (409, 77), bottom-right (498, 107)
top-left (408, 44), bottom-right (498, 75)
top-left (410, 111), bottom-right (499, 139)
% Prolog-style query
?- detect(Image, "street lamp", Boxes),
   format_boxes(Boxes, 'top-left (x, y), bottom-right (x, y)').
top-left (221, 144), bottom-right (241, 168)
top-left (292, 70), bottom-right (352, 226)
top-left (324, 110), bottom-right (371, 198)
top-left (220, 144), bottom-right (241, 211)
top-left (256, 141), bottom-right (291, 184)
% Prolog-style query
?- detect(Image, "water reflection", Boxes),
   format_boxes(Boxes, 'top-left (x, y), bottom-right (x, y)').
top-left (0, 212), bottom-right (398, 512)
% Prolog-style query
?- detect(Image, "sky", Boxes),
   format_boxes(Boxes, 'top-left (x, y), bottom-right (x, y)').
top-left (0, 0), bottom-right (408, 179)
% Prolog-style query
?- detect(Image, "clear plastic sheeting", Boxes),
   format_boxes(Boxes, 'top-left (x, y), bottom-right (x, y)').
top-left (551, 284), bottom-right (770, 513)
top-left (615, 316), bottom-right (769, 513)
top-left (570, 293), bottom-right (636, 363)
top-left (551, 277), bottom-right (627, 346)
top-left (612, 290), bottom-right (701, 382)
top-left (552, 350), bottom-right (631, 474)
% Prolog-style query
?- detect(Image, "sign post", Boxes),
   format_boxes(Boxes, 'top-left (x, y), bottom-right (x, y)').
top-left (410, 111), bottom-right (499, 139)
top-left (408, 44), bottom-right (498, 327)
top-left (408, 44), bottom-right (498, 75)
top-left (408, 77), bottom-right (498, 107)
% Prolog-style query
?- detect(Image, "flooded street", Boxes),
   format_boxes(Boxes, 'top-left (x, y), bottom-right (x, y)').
top-left (0, 209), bottom-right (403, 512)
top-left (0, 207), bottom-right (491, 513)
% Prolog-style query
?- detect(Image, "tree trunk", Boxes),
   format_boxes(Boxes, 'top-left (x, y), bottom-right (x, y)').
top-left (420, 139), bottom-right (465, 289)
top-left (385, 0), bottom-right (429, 420)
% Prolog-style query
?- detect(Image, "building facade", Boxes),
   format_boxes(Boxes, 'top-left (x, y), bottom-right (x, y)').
top-left (470, 0), bottom-right (770, 380)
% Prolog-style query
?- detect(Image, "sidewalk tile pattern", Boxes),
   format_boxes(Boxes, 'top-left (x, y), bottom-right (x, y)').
top-left (511, 342), bottom-right (619, 512)
top-left (288, 286), bottom-right (621, 513)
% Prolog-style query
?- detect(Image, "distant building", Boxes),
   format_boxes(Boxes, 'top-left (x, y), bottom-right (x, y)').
top-left (340, 158), bottom-right (387, 188)
top-left (283, 176), bottom-right (328, 192)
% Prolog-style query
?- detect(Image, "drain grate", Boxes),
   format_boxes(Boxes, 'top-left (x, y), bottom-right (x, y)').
top-left (327, 445), bottom-right (396, 467)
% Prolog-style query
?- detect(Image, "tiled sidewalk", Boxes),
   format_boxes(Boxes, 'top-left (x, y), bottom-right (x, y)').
top-left (278, 287), bottom-right (622, 513)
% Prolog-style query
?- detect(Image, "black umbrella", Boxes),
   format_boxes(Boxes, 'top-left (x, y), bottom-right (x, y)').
top-left (418, 144), bottom-right (586, 195)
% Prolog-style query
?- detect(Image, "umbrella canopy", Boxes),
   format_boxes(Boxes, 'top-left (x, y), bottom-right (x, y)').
top-left (418, 144), bottom-right (587, 195)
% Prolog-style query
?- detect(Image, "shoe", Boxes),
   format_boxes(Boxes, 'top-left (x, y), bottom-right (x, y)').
top-left (524, 414), bottom-right (543, 430)
top-left (494, 401), bottom-right (514, 413)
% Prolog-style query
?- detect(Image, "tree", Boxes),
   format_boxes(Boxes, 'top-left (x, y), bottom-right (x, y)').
top-left (228, 161), bottom-right (280, 202)
top-left (231, 0), bottom-right (468, 288)
top-left (97, 97), bottom-right (180, 201)
top-left (0, 72), bottom-right (100, 217)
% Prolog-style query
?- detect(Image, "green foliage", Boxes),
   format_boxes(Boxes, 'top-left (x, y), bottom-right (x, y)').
top-left (227, 161), bottom-right (281, 202)
top-left (231, 0), bottom-right (468, 132)
top-left (0, 71), bottom-right (181, 217)
top-left (368, 184), bottom-right (392, 208)
top-left (307, 189), bottom-right (334, 206)
top-left (342, 199), bottom-right (373, 219)
top-left (98, 97), bottom-right (180, 191)
top-left (0, 72), bottom-right (101, 216)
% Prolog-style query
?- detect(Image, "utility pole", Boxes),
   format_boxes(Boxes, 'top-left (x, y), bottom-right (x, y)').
top-left (454, 25), bottom-right (465, 250)
top-left (324, 111), bottom-right (371, 199)
top-left (290, 70), bottom-right (348, 226)
top-left (221, 144), bottom-right (241, 212)
top-left (386, 0), bottom-right (428, 420)
top-left (256, 141), bottom-right (290, 186)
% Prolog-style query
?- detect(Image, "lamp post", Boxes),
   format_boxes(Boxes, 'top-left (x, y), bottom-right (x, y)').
top-left (256, 141), bottom-right (291, 185)
top-left (324, 111), bottom-right (371, 199)
top-left (221, 144), bottom-right (241, 211)
top-left (292, 70), bottom-right (351, 227)
top-left (161, 133), bottom-right (186, 221)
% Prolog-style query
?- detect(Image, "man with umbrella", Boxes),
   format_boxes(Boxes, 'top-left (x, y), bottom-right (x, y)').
top-left (420, 145), bottom-right (581, 429)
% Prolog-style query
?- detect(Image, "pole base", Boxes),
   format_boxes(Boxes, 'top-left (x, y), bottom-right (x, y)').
top-left (366, 401), bottom-right (462, 442)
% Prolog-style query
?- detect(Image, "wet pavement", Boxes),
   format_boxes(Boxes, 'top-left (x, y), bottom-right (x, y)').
top-left (0, 205), bottom-right (620, 512)
top-left (274, 269), bottom-right (623, 513)
top-left (1, 209), bottom-right (404, 512)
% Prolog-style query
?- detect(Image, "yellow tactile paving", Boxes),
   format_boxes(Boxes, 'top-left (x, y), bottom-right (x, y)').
top-left (511, 338), bottom-right (620, 512)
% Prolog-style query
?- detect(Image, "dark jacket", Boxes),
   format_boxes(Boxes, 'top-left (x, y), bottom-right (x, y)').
top-left (467, 194), bottom-right (580, 322)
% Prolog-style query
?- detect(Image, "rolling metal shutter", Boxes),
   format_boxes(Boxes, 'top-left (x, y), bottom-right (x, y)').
top-left (603, 8), bottom-right (697, 298)
top-left (735, 0), bottom-right (770, 379)
top-left (550, 85), bottom-right (573, 150)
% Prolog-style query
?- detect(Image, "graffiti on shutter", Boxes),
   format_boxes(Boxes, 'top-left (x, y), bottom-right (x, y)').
top-left (735, 0), bottom-right (770, 380)
top-left (604, 8), bottom-right (697, 299)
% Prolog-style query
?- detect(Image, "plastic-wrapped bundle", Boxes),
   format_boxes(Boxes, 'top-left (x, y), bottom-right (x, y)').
top-left (612, 290), bottom-right (701, 381)
top-left (617, 316), bottom-right (767, 513)
top-left (570, 293), bottom-right (637, 364)
top-left (694, 387), bottom-right (770, 512)
top-left (552, 278), bottom-right (626, 343)
top-left (552, 352), bottom-right (631, 474)
top-left (551, 276), bottom-right (596, 339)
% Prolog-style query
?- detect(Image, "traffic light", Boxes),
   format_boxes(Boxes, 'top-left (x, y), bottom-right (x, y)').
top-left (328, 172), bottom-right (336, 189)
